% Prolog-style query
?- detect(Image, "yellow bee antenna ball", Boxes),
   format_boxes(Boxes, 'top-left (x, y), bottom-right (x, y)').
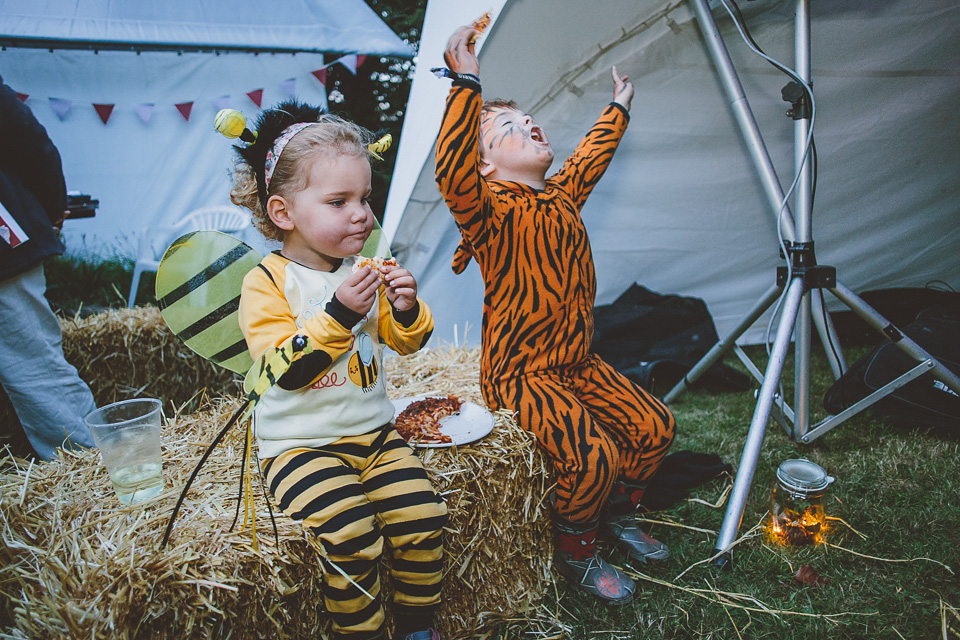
top-left (215, 109), bottom-right (246, 138)
top-left (215, 109), bottom-right (257, 143)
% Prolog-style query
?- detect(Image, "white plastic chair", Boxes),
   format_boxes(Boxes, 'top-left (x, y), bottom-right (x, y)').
top-left (127, 205), bottom-right (251, 307)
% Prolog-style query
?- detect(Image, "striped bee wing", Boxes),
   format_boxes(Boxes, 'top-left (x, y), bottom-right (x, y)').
top-left (359, 215), bottom-right (392, 260)
top-left (155, 230), bottom-right (262, 374)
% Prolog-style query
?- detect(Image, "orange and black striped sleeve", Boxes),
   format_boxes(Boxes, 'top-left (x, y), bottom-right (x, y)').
top-left (553, 102), bottom-right (630, 211)
top-left (435, 85), bottom-right (495, 259)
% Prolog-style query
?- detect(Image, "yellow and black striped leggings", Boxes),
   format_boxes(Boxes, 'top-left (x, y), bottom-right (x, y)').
top-left (262, 425), bottom-right (447, 639)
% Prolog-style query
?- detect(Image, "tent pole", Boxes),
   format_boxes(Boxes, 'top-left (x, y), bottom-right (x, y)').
top-left (680, 0), bottom-right (960, 569)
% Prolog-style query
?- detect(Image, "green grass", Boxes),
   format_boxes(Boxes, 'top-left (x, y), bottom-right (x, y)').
top-left (488, 346), bottom-right (960, 640)
top-left (43, 253), bottom-right (157, 315)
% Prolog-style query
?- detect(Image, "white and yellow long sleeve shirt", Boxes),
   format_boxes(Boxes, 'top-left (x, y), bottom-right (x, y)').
top-left (238, 252), bottom-right (434, 459)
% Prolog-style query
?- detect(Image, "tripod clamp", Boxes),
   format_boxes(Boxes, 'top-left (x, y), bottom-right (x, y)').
top-left (776, 241), bottom-right (835, 290)
top-left (781, 80), bottom-right (811, 120)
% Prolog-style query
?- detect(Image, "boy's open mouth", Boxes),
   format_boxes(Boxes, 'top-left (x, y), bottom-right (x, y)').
top-left (530, 125), bottom-right (548, 145)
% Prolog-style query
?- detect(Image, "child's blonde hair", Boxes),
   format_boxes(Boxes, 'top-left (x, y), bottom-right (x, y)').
top-left (230, 112), bottom-right (376, 241)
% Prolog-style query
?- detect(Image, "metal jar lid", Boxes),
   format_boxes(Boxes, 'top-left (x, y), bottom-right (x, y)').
top-left (776, 459), bottom-right (834, 496)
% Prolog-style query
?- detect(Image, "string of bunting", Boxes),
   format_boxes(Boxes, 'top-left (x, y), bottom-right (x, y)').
top-left (16, 53), bottom-right (366, 125)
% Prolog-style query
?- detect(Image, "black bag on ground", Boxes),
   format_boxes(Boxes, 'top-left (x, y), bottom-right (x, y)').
top-left (823, 306), bottom-right (960, 432)
top-left (592, 285), bottom-right (751, 395)
top-left (829, 286), bottom-right (959, 347)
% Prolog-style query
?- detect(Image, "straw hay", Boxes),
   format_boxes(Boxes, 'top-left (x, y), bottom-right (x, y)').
top-left (1, 335), bottom-right (555, 639)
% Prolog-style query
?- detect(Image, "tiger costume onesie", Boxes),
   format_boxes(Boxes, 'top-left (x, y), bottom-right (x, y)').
top-left (435, 82), bottom-right (676, 526)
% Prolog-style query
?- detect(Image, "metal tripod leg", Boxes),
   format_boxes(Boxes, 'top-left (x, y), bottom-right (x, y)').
top-left (713, 277), bottom-right (805, 567)
top-left (714, 277), bottom-right (960, 565)
top-left (796, 281), bottom-right (960, 443)
top-left (663, 283), bottom-right (782, 404)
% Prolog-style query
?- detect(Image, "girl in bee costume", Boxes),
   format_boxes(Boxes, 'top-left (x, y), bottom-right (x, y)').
top-left (229, 100), bottom-right (445, 640)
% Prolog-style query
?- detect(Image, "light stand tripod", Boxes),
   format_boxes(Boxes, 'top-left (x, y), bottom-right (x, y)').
top-left (666, 0), bottom-right (960, 568)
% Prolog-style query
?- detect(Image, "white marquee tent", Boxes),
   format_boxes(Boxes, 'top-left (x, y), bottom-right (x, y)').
top-left (0, 0), bottom-right (413, 258)
top-left (383, 0), bottom-right (959, 346)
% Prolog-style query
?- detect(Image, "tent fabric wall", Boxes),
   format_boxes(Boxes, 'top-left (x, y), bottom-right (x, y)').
top-left (384, 0), bottom-right (960, 347)
top-left (0, 0), bottom-right (413, 55)
top-left (0, 0), bottom-right (412, 259)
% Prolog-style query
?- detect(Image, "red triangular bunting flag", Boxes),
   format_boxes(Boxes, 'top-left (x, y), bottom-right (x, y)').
top-left (246, 89), bottom-right (263, 108)
top-left (93, 103), bottom-right (115, 124)
top-left (311, 68), bottom-right (327, 86)
top-left (175, 101), bottom-right (194, 121)
top-left (357, 55), bottom-right (367, 68)
top-left (16, 93), bottom-right (28, 103)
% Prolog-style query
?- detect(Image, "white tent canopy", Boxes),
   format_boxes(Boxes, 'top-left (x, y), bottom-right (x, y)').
top-left (0, 0), bottom-right (415, 55)
top-left (0, 0), bottom-right (412, 258)
top-left (384, 0), bottom-right (960, 346)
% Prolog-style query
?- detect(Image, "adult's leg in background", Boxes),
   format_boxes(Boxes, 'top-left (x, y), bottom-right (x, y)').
top-left (0, 263), bottom-right (95, 460)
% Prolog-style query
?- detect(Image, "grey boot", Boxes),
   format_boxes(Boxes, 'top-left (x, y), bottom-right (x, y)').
top-left (601, 481), bottom-right (670, 563)
top-left (553, 514), bottom-right (636, 605)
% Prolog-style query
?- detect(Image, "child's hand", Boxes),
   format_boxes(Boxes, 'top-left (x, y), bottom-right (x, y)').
top-left (382, 264), bottom-right (419, 312)
top-left (612, 66), bottom-right (634, 111)
top-left (337, 267), bottom-right (381, 316)
top-left (444, 26), bottom-right (480, 77)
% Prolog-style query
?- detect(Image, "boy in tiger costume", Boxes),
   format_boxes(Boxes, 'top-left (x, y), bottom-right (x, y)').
top-left (434, 25), bottom-right (676, 605)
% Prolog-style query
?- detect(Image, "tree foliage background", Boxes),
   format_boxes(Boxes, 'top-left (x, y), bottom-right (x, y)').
top-left (327, 0), bottom-right (428, 220)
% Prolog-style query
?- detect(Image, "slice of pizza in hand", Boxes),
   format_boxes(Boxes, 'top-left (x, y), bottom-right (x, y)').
top-left (394, 395), bottom-right (462, 444)
top-left (468, 12), bottom-right (491, 44)
top-left (352, 255), bottom-right (399, 285)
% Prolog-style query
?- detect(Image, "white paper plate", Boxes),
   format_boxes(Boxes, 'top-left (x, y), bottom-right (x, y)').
top-left (391, 395), bottom-right (495, 448)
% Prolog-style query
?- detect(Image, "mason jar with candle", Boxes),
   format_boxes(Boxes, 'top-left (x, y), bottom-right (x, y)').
top-left (770, 459), bottom-right (834, 545)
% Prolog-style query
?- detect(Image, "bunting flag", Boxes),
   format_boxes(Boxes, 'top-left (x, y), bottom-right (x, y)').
top-left (279, 77), bottom-right (297, 98)
top-left (93, 103), bottom-right (115, 124)
top-left (49, 97), bottom-right (73, 121)
top-left (134, 103), bottom-right (155, 125)
top-left (20, 51), bottom-right (374, 126)
top-left (175, 101), bottom-right (194, 121)
top-left (338, 54), bottom-right (358, 75)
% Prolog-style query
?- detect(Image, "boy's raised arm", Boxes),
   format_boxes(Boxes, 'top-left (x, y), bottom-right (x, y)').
top-left (435, 26), bottom-right (489, 250)
top-left (554, 66), bottom-right (634, 209)
top-left (611, 66), bottom-right (634, 112)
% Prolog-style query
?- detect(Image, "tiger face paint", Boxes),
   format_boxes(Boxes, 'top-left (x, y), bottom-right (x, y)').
top-left (478, 106), bottom-right (554, 187)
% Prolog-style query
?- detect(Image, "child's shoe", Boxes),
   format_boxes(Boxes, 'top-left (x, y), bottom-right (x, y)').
top-left (601, 512), bottom-right (669, 563)
top-left (554, 516), bottom-right (636, 605)
top-left (600, 480), bottom-right (670, 563)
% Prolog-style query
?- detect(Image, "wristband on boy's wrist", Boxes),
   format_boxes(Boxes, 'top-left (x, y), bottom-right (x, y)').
top-left (430, 67), bottom-right (481, 87)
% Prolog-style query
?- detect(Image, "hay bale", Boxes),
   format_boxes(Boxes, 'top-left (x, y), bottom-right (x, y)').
top-left (0, 345), bottom-right (555, 639)
top-left (58, 307), bottom-right (241, 408)
top-left (1, 307), bottom-right (239, 456)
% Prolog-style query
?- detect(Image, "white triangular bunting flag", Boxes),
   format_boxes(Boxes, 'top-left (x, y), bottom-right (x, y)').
top-left (49, 97), bottom-right (73, 121)
top-left (338, 54), bottom-right (358, 75)
top-left (279, 77), bottom-right (297, 97)
top-left (212, 95), bottom-right (230, 111)
top-left (134, 103), bottom-right (155, 125)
